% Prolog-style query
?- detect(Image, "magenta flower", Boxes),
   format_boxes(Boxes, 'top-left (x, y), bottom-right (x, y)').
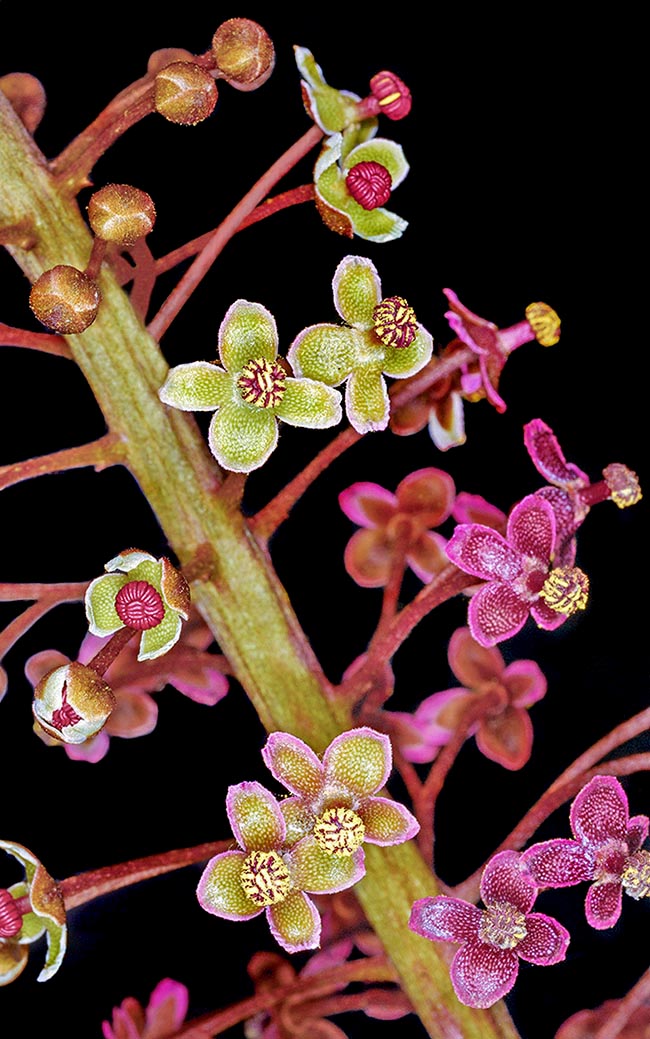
top-left (196, 781), bottom-right (366, 954)
top-left (339, 468), bottom-right (455, 587)
top-left (524, 418), bottom-right (642, 566)
top-left (521, 775), bottom-right (650, 930)
top-left (102, 977), bottom-right (189, 1039)
top-left (409, 850), bottom-right (569, 1008)
top-left (261, 727), bottom-right (420, 856)
top-left (390, 627), bottom-right (547, 769)
top-left (446, 492), bottom-right (589, 647)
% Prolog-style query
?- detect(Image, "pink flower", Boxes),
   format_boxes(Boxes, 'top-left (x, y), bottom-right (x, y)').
top-left (390, 627), bottom-right (547, 768)
top-left (409, 850), bottom-right (570, 1008)
top-left (521, 775), bottom-right (650, 930)
top-left (102, 977), bottom-right (189, 1039)
top-left (524, 418), bottom-right (642, 566)
top-left (446, 493), bottom-right (589, 647)
top-left (339, 468), bottom-right (455, 587)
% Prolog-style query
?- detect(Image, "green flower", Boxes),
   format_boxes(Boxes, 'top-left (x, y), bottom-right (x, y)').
top-left (288, 256), bottom-right (433, 433)
top-left (0, 840), bottom-right (66, 985)
top-left (294, 46), bottom-right (378, 135)
top-left (159, 300), bottom-right (343, 472)
top-left (85, 549), bottom-right (191, 662)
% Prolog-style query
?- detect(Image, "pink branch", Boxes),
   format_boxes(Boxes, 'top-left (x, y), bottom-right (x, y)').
top-left (0, 322), bottom-right (72, 359)
top-left (0, 433), bottom-right (124, 494)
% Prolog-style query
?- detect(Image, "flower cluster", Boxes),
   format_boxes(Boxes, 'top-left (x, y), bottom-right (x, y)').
top-left (197, 727), bottom-right (419, 953)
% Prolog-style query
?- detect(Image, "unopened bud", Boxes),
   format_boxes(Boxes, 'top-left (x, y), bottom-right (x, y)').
top-left (29, 265), bottom-right (100, 334)
top-left (88, 184), bottom-right (156, 247)
top-left (32, 662), bottom-right (115, 745)
top-left (212, 18), bottom-right (274, 90)
top-left (154, 62), bottom-right (218, 125)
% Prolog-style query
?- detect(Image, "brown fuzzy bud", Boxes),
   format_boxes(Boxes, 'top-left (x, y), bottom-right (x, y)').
top-left (88, 184), bottom-right (156, 247)
top-left (154, 62), bottom-right (218, 125)
top-left (32, 661), bottom-right (116, 745)
top-left (212, 18), bottom-right (274, 91)
top-left (29, 265), bottom-right (100, 334)
top-left (0, 72), bottom-right (47, 133)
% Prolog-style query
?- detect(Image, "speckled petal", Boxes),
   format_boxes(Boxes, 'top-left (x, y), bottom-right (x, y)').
top-left (521, 839), bottom-right (593, 888)
top-left (343, 138), bottom-right (409, 191)
top-left (208, 401), bottom-right (278, 473)
top-left (345, 367), bottom-right (390, 433)
top-left (280, 797), bottom-right (313, 848)
top-left (523, 419), bottom-right (590, 489)
top-left (344, 527), bottom-right (394, 587)
top-left (452, 493), bottom-right (507, 531)
top-left (105, 550), bottom-right (158, 574)
top-left (446, 524), bottom-right (522, 582)
top-left (289, 834), bottom-right (366, 894)
top-left (266, 891), bottom-right (321, 953)
top-left (382, 325), bottom-right (433, 379)
top-left (196, 850), bottom-right (261, 921)
top-left (480, 850), bottom-right (537, 914)
top-left (450, 940), bottom-right (519, 1009)
top-left (159, 361), bottom-right (232, 411)
top-left (137, 609), bottom-right (183, 662)
top-left (409, 896), bottom-right (481, 943)
top-left (476, 706), bottom-right (533, 770)
top-left (530, 598), bottom-right (569, 632)
top-left (507, 494), bottom-right (555, 565)
top-left (226, 781), bottom-right (286, 851)
top-left (343, 202), bottom-right (408, 244)
top-left (275, 378), bottom-right (342, 428)
top-left (261, 732), bottom-right (324, 798)
top-left (323, 727), bottom-right (391, 796)
top-left (85, 573), bottom-right (128, 636)
top-left (218, 299), bottom-right (278, 372)
top-left (467, 582), bottom-right (530, 648)
top-left (517, 913), bottom-right (570, 964)
top-left (332, 254), bottom-right (382, 329)
top-left (627, 815), bottom-right (650, 854)
top-left (585, 880), bottom-right (623, 929)
top-left (338, 482), bottom-right (398, 528)
top-left (358, 796), bottom-right (419, 845)
top-left (287, 324), bottom-right (359, 385)
top-left (570, 775), bottom-right (629, 847)
top-left (407, 532), bottom-right (449, 583)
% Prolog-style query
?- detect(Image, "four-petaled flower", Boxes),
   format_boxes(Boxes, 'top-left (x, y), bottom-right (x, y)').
top-left (85, 549), bottom-right (191, 661)
top-left (288, 256), bottom-right (432, 433)
top-left (409, 850), bottom-right (570, 1008)
top-left (260, 727), bottom-right (420, 857)
top-left (446, 493), bottom-right (589, 647)
top-left (338, 468), bottom-right (455, 587)
top-left (390, 627), bottom-right (547, 769)
top-left (0, 840), bottom-right (66, 985)
top-left (102, 978), bottom-right (189, 1039)
top-left (524, 417), bottom-right (642, 566)
top-left (521, 775), bottom-right (650, 930)
top-left (159, 299), bottom-right (342, 472)
top-left (196, 782), bottom-right (366, 953)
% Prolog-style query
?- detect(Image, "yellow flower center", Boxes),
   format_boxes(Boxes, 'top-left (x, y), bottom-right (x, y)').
top-left (239, 850), bottom-right (291, 906)
top-left (621, 850), bottom-right (650, 900)
top-left (478, 902), bottom-right (528, 950)
top-left (313, 807), bottom-right (365, 857)
top-left (373, 296), bottom-right (418, 349)
top-left (237, 357), bottom-right (287, 409)
top-left (525, 302), bottom-right (561, 346)
top-left (538, 566), bottom-right (589, 614)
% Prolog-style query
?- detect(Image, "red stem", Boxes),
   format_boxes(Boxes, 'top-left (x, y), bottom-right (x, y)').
top-left (126, 238), bottom-right (157, 319)
top-left (0, 581), bottom-right (89, 602)
top-left (389, 346), bottom-right (476, 410)
top-left (86, 626), bottom-right (139, 677)
top-left (0, 322), bottom-right (72, 359)
top-left (147, 127), bottom-right (323, 341)
top-left (0, 432), bottom-right (124, 494)
top-left (594, 966), bottom-right (650, 1039)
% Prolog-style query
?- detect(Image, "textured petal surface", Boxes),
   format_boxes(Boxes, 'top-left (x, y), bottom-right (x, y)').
top-left (480, 850), bottom-right (536, 913)
top-left (275, 378), bottom-right (342, 428)
top-left (226, 781), bottom-right (286, 851)
top-left (289, 835), bottom-right (365, 893)
top-left (266, 891), bottom-right (321, 953)
top-left (261, 732), bottom-right (324, 798)
top-left (468, 582), bottom-right (530, 647)
top-left (452, 493), bottom-right (507, 531)
top-left (85, 573), bottom-right (127, 636)
top-left (521, 839), bottom-right (593, 888)
top-left (332, 254), bottom-right (382, 328)
top-left (196, 850), bottom-right (261, 920)
top-left (523, 418), bottom-right (590, 488)
top-left (381, 325), bottom-right (433, 379)
top-left (287, 324), bottom-right (358, 384)
top-left (358, 796), bottom-right (420, 845)
top-left (137, 609), bottom-right (183, 662)
top-left (450, 940), bottom-right (519, 1009)
top-left (159, 361), bottom-right (232, 411)
top-left (517, 912), bottom-right (570, 964)
top-left (409, 896), bottom-right (481, 943)
top-left (585, 880), bottom-right (623, 929)
top-left (345, 366), bottom-right (390, 432)
top-left (446, 525), bottom-right (522, 582)
top-left (530, 599), bottom-right (569, 632)
top-left (208, 402), bottom-right (278, 473)
top-left (343, 138), bottom-right (410, 189)
top-left (627, 815), bottom-right (650, 854)
top-left (570, 775), bottom-right (629, 847)
top-left (323, 727), bottom-right (391, 796)
top-left (218, 299), bottom-right (278, 372)
top-left (507, 494), bottom-right (555, 565)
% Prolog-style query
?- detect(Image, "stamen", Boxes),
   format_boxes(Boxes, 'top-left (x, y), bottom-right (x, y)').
top-left (538, 567), bottom-right (589, 614)
top-left (621, 850), bottom-right (650, 900)
top-left (478, 901), bottom-right (527, 950)
top-left (237, 357), bottom-right (287, 409)
top-left (525, 302), bottom-right (561, 347)
top-left (239, 850), bottom-right (291, 906)
top-left (373, 296), bottom-right (418, 349)
top-left (313, 806), bottom-right (365, 857)
top-left (603, 463), bottom-right (642, 508)
top-left (50, 681), bottom-right (82, 731)
top-left (115, 580), bottom-right (165, 630)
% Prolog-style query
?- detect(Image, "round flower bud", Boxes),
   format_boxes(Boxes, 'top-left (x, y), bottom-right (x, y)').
top-left (87, 184), bottom-right (156, 247)
top-left (154, 62), bottom-right (218, 125)
top-left (211, 18), bottom-right (275, 91)
top-left (346, 162), bottom-right (392, 210)
top-left (29, 265), bottom-right (100, 334)
top-left (32, 661), bottom-right (116, 745)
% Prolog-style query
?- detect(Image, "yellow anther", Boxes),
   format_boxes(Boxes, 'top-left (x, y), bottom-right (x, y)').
top-left (525, 302), bottom-right (561, 347)
top-left (373, 296), bottom-right (418, 349)
top-left (478, 902), bottom-right (528, 950)
top-left (237, 357), bottom-right (287, 409)
top-left (313, 806), bottom-right (365, 857)
top-left (603, 463), bottom-right (642, 509)
top-left (378, 91), bottom-right (402, 106)
top-left (539, 567), bottom-right (589, 615)
top-left (621, 851), bottom-right (650, 900)
top-left (240, 850), bottom-right (291, 906)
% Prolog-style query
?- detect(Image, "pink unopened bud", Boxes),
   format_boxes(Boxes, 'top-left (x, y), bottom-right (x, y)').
top-left (346, 162), bottom-right (392, 210)
top-left (369, 70), bottom-right (412, 120)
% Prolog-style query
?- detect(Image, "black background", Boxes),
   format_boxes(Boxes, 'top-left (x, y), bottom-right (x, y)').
top-left (0, 7), bottom-right (646, 1038)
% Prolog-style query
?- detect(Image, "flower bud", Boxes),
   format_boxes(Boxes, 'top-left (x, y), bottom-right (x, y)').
top-left (32, 661), bottom-right (115, 745)
top-left (0, 72), bottom-right (47, 133)
top-left (154, 62), bottom-right (218, 125)
top-left (29, 265), bottom-right (100, 334)
top-left (211, 18), bottom-right (274, 90)
top-left (87, 184), bottom-right (156, 247)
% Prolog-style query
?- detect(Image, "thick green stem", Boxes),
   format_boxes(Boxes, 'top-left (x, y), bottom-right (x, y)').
top-left (0, 93), bottom-right (519, 1039)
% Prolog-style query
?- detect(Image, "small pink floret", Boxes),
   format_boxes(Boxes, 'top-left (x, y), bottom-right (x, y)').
top-left (115, 580), bottom-right (165, 630)
top-left (346, 161), bottom-right (392, 210)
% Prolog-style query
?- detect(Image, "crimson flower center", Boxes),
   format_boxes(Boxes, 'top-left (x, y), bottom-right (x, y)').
top-left (373, 296), bottom-right (418, 349)
top-left (237, 357), bottom-right (287, 409)
top-left (115, 580), bottom-right (165, 630)
top-left (345, 161), bottom-right (392, 210)
top-left (0, 889), bottom-right (23, 938)
top-left (50, 681), bottom-right (82, 731)
top-left (478, 901), bottom-right (527, 950)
